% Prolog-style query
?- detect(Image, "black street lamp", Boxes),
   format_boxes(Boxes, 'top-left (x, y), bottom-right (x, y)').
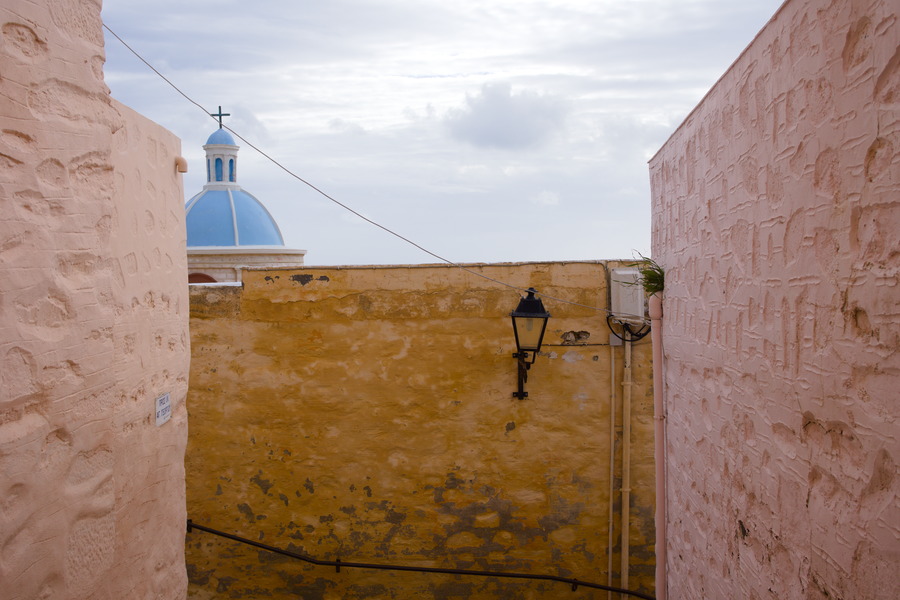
top-left (510, 288), bottom-right (550, 399)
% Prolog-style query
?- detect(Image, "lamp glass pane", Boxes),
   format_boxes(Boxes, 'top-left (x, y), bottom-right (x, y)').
top-left (513, 316), bottom-right (546, 351)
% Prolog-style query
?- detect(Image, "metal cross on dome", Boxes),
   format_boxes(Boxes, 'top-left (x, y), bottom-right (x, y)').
top-left (210, 106), bottom-right (230, 128)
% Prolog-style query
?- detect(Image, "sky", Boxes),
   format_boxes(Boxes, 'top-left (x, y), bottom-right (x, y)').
top-left (101, 0), bottom-right (785, 266)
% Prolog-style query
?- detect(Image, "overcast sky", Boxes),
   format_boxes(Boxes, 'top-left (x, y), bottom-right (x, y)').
top-left (101, 0), bottom-right (785, 266)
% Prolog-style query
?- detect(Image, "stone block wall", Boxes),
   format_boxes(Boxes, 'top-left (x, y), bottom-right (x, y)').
top-left (185, 262), bottom-right (656, 599)
top-left (0, 1), bottom-right (189, 598)
top-left (649, 0), bottom-right (899, 597)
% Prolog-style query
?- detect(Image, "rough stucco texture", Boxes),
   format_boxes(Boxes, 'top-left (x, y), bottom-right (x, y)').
top-left (649, 0), bottom-right (899, 598)
top-left (0, 1), bottom-right (189, 598)
top-left (185, 262), bottom-right (655, 599)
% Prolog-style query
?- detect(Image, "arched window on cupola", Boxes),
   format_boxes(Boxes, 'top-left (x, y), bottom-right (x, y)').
top-left (215, 158), bottom-right (223, 181)
top-left (207, 159), bottom-right (211, 182)
top-left (229, 159), bottom-right (235, 182)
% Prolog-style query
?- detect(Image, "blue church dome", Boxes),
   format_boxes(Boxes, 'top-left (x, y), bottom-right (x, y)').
top-left (185, 126), bottom-right (285, 247)
top-left (206, 128), bottom-right (236, 146)
top-left (185, 189), bottom-right (284, 246)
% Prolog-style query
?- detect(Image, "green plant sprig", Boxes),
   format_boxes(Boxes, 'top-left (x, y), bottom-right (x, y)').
top-left (627, 252), bottom-right (664, 295)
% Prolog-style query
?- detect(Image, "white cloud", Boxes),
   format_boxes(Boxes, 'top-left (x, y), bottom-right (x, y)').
top-left (531, 191), bottom-right (561, 207)
top-left (444, 83), bottom-right (567, 149)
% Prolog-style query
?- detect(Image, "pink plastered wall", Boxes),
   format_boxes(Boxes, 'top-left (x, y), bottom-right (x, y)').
top-left (649, 0), bottom-right (899, 598)
top-left (1, 1), bottom-right (189, 599)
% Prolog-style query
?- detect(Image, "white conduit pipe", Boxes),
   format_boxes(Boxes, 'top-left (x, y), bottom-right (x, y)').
top-left (649, 294), bottom-right (667, 600)
top-left (621, 338), bottom-right (633, 598)
top-left (607, 343), bottom-right (617, 600)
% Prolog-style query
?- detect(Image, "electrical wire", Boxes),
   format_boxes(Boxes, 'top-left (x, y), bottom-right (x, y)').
top-left (606, 315), bottom-right (651, 342)
top-left (102, 22), bottom-right (648, 321)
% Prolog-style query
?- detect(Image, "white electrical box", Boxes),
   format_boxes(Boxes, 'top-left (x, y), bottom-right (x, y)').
top-left (610, 268), bottom-right (644, 324)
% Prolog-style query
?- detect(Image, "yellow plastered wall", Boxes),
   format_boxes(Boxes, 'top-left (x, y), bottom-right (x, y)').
top-left (185, 261), bottom-right (655, 599)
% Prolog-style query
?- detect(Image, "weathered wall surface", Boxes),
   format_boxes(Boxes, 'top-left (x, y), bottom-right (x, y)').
top-left (649, 0), bottom-right (899, 598)
top-left (0, 1), bottom-right (189, 598)
top-left (185, 262), bottom-right (655, 599)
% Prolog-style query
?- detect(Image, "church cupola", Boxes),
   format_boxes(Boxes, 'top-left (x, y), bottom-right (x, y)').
top-left (203, 127), bottom-right (239, 187)
top-left (184, 107), bottom-right (306, 284)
